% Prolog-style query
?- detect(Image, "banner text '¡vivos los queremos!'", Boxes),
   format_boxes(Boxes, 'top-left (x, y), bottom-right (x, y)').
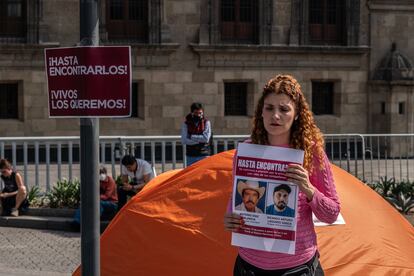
top-left (51, 99), bottom-right (127, 110)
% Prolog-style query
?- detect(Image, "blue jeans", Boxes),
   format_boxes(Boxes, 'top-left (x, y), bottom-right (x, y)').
top-left (73, 200), bottom-right (118, 224)
top-left (186, 155), bottom-right (208, 167)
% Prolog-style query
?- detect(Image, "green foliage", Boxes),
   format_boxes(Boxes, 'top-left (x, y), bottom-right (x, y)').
top-left (27, 186), bottom-right (41, 205)
top-left (368, 177), bottom-right (414, 214)
top-left (115, 175), bottom-right (134, 186)
top-left (369, 176), bottom-right (396, 197)
top-left (46, 178), bottom-right (80, 208)
top-left (387, 192), bottom-right (414, 214)
top-left (115, 175), bottom-right (123, 186)
top-left (391, 180), bottom-right (414, 198)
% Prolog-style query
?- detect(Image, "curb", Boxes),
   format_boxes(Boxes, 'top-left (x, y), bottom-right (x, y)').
top-left (0, 210), bottom-right (111, 232)
top-left (21, 208), bottom-right (76, 217)
top-left (0, 216), bottom-right (75, 231)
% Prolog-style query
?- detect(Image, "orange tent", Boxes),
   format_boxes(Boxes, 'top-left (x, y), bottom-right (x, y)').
top-left (73, 150), bottom-right (414, 275)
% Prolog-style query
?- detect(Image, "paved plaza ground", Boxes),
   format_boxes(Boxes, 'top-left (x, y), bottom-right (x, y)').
top-left (0, 204), bottom-right (412, 276)
top-left (0, 227), bottom-right (80, 276)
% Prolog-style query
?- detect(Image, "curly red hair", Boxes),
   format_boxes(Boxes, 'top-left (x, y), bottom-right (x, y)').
top-left (251, 74), bottom-right (325, 172)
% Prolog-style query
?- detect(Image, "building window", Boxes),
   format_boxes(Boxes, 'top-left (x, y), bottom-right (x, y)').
top-left (312, 81), bottom-right (334, 115)
top-left (106, 0), bottom-right (148, 42)
top-left (199, 0), bottom-right (272, 45)
top-left (0, 83), bottom-right (19, 119)
top-left (0, 0), bottom-right (27, 40)
top-left (131, 82), bottom-right (144, 119)
top-left (309, 0), bottom-right (345, 45)
top-left (398, 102), bottom-right (405, 115)
top-left (381, 102), bottom-right (386, 115)
top-left (220, 0), bottom-right (258, 44)
top-left (225, 82), bottom-right (248, 116)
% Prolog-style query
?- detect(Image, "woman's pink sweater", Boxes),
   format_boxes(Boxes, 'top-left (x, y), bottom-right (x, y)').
top-left (228, 144), bottom-right (340, 270)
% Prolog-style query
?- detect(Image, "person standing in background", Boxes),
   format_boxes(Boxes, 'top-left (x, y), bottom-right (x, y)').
top-left (181, 102), bottom-right (212, 166)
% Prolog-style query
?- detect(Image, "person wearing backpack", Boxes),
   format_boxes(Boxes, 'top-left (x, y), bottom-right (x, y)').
top-left (181, 102), bottom-right (212, 166)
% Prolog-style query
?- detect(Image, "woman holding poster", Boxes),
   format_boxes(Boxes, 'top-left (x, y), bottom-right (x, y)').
top-left (224, 75), bottom-right (340, 276)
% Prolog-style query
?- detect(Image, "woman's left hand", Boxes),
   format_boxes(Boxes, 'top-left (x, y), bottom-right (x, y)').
top-left (286, 164), bottom-right (315, 201)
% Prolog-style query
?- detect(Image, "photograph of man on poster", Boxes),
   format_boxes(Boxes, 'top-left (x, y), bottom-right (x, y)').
top-left (235, 180), bottom-right (266, 213)
top-left (266, 184), bottom-right (296, 217)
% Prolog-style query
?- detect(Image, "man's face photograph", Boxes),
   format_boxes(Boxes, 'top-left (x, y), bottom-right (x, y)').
top-left (242, 189), bottom-right (260, 211)
top-left (274, 189), bottom-right (289, 211)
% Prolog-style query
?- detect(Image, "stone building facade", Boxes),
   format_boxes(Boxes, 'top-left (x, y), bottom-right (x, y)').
top-left (0, 0), bottom-right (413, 137)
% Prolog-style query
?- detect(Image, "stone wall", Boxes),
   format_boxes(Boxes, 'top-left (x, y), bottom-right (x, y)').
top-left (369, 0), bottom-right (414, 73)
top-left (0, 0), bottom-right (411, 137)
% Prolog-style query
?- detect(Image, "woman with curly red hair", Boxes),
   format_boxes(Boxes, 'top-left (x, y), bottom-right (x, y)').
top-left (224, 75), bottom-right (340, 276)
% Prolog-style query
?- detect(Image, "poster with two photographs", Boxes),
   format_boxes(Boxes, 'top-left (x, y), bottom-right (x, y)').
top-left (232, 143), bottom-right (304, 254)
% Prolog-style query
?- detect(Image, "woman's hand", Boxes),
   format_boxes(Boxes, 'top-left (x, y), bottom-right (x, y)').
top-left (286, 164), bottom-right (315, 201)
top-left (224, 212), bottom-right (244, 232)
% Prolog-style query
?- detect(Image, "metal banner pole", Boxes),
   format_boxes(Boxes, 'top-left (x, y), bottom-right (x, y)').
top-left (79, 1), bottom-right (100, 275)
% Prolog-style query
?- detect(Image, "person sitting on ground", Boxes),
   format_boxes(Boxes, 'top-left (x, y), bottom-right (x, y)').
top-left (117, 155), bottom-right (154, 211)
top-left (98, 165), bottom-right (118, 218)
top-left (73, 165), bottom-right (118, 224)
top-left (0, 159), bottom-right (29, 217)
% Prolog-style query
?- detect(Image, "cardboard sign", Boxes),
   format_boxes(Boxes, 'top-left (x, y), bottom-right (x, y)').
top-left (45, 46), bottom-right (131, 117)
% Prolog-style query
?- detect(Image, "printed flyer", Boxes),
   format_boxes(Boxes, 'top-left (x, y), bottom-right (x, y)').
top-left (232, 143), bottom-right (304, 254)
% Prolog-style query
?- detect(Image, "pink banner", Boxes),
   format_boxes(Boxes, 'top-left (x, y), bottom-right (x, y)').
top-left (45, 46), bottom-right (131, 117)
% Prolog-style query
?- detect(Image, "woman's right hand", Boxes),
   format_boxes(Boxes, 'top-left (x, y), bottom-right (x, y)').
top-left (224, 212), bottom-right (244, 232)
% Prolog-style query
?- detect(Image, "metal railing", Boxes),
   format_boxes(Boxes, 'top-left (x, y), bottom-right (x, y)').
top-left (361, 134), bottom-right (414, 183)
top-left (323, 134), bottom-right (366, 180)
top-left (0, 134), bottom-right (413, 191)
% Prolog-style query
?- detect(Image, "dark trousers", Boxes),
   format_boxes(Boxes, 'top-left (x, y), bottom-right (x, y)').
top-left (117, 187), bottom-right (137, 211)
top-left (233, 253), bottom-right (324, 276)
top-left (73, 200), bottom-right (117, 224)
top-left (0, 196), bottom-right (29, 216)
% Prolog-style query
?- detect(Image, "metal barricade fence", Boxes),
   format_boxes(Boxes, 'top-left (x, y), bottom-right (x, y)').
top-left (361, 134), bottom-right (414, 183)
top-left (324, 134), bottom-right (366, 181)
top-left (0, 134), bottom-right (413, 192)
top-left (0, 135), bottom-right (248, 192)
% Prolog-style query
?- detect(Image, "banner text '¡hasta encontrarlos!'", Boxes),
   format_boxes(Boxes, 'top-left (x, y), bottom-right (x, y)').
top-left (48, 56), bottom-right (128, 76)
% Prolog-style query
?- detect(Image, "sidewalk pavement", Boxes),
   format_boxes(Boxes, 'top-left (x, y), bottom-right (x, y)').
top-left (0, 208), bottom-right (76, 232)
top-left (0, 227), bottom-right (80, 275)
